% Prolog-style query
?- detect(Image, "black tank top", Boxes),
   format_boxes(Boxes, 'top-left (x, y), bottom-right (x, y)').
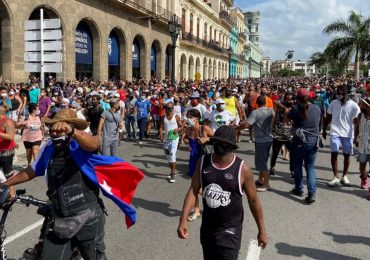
top-left (200, 154), bottom-right (244, 249)
top-left (10, 98), bottom-right (20, 111)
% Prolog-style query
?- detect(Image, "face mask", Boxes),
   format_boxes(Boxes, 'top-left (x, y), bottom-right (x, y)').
top-left (187, 118), bottom-right (195, 127)
top-left (53, 92), bottom-right (58, 96)
top-left (141, 96), bottom-right (146, 100)
top-left (153, 95), bottom-right (158, 99)
top-left (220, 104), bottom-right (226, 110)
top-left (1, 93), bottom-right (8, 98)
top-left (214, 143), bottom-right (231, 156)
top-left (51, 135), bottom-right (69, 145)
top-left (9, 91), bottom-right (15, 95)
top-left (35, 110), bottom-right (40, 116)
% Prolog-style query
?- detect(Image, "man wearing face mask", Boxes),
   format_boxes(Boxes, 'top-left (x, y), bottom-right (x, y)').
top-left (209, 99), bottom-right (235, 132)
top-left (186, 92), bottom-right (209, 121)
top-left (323, 85), bottom-right (361, 187)
top-left (178, 126), bottom-right (268, 259)
top-left (135, 93), bottom-right (151, 145)
top-left (4, 109), bottom-right (107, 259)
top-left (0, 87), bottom-right (12, 117)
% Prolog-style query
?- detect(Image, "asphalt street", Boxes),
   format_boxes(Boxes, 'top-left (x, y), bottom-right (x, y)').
top-left (4, 133), bottom-right (370, 260)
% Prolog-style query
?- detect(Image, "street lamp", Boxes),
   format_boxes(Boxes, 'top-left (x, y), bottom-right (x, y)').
top-left (169, 15), bottom-right (181, 87)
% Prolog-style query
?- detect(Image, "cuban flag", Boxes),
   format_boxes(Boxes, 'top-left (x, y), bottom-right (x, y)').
top-left (33, 140), bottom-right (144, 228)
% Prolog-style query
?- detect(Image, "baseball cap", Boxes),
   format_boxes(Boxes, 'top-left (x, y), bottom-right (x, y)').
top-left (215, 99), bottom-right (226, 105)
top-left (297, 88), bottom-right (309, 97)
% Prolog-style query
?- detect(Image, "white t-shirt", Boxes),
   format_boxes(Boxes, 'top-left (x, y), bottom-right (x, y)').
top-left (209, 109), bottom-right (235, 132)
top-left (185, 103), bottom-right (209, 120)
top-left (327, 99), bottom-right (360, 138)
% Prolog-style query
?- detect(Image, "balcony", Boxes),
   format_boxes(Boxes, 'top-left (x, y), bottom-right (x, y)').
top-left (114, 0), bottom-right (176, 22)
top-left (239, 32), bottom-right (247, 41)
top-left (181, 33), bottom-right (228, 56)
top-left (219, 11), bottom-right (233, 28)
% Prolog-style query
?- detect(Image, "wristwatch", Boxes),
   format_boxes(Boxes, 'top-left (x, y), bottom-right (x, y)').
top-left (68, 125), bottom-right (75, 136)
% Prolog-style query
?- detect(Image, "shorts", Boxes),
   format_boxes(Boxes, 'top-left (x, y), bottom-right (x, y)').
top-left (23, 140), bottom-right (42, 149)
top-left (255, 141), bottom-right (272, 171)
top-left (202, 244), bottom-right (239, 260)
top-left (358, 153), bottom-right (370, 163)
top-left (152, 114), bottom-right (160, 121)
top-left (0, 152), bottom-right (14, 177)
top-left (164, 141), bottom-right (178, 163)
top-left (330, 135), bottom-right (353, 155)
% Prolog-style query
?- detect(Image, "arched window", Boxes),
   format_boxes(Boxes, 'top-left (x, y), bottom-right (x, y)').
top-left (190, 13), bottom-right (193, 34)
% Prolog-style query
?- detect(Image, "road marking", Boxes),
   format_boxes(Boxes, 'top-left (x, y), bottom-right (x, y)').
top-left (4, 219), bottom-right (44, 245)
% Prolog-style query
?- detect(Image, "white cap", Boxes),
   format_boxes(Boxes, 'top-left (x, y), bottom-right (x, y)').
top-left (232, 88), bottom-right (238, 92)
top-left (215, 99), bottom-right (225, 105)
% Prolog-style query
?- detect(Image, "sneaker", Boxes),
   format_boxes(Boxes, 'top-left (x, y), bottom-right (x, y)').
top-left (328, 177), bottom-right (340, 187)
top-left (291, 188), bottom-right (304, 197)
top-left (360, 177), bottom-right (368, 189)
top-left (138, 141), bottom-right (143, 145)
top-left (341, 175), bottom-right (351, 186)
top-left (305, 193), bottom-right (316, 204)
top-left (269, 168), bottom-right (276, 176)
top-left (169, 175), bottom-right (176, 183)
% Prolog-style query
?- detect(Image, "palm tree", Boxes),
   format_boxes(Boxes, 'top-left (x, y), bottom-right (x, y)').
top-left (285, 50), bottom-right (294, 60)
top-left (322, 10), bottom-right (370, 79)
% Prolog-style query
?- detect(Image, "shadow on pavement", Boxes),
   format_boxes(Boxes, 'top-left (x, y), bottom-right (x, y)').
top-left (132, 197), bottom-right (182, 217)
top-left (324, 232), bottom-right (370, 247)
top-left (275, 242), bottom-right (362, 260)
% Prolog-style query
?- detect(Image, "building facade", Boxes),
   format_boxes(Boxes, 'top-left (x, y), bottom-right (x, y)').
top-left (244, 11), bottom-right (262, 77)
top-left (179, 0), bottom-right (233, 80)
top-left (261, 56), bottom-right (271, 77)
top-left (0, 0), bottom-right (180, 83)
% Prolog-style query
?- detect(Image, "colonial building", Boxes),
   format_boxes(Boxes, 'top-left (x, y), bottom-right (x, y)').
top-left (230, 7), bottom-right (248, 78)
top-left (261, 56), bottom-right (271, 77)
top-left (179, 0), bottom-right (233, 80)
top-left (244, 11), bottom-right (262, 77)
top-left (0, 0), bottom-right (179, 83)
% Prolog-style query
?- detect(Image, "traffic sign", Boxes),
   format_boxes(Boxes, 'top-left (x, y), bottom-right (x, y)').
top-left (24, 19), bottom-right (61, 30)
top-left (24, 52), bottom-right (62, 62)
top-left (24, 62), bottom-right (62, 73)
top-left (25, 41), bottom-right (62, 51)
top-left (24, 30), bottom-right (62, 41)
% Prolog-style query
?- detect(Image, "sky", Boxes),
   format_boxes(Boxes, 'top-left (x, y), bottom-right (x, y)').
top-left (235, 0), bottom-right (370, 61)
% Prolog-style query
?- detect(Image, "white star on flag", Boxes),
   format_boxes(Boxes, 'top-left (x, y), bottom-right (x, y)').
top-left (100, 180), bottom-right (113, 195)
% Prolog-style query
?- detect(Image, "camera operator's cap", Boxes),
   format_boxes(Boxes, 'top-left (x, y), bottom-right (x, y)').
top-left (44, 109), bottom-right (88, 130)
top-left (297, 88), bottom-right (309, 97)
top-left (210, 125), bottom-right (238, 150)
top-left (190, 91), bottom-right (200, 99)
top-left (215, 99), bottom-right (225, 105)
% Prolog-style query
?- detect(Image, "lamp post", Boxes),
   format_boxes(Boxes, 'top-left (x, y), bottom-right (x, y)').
top-left (169, 15), bottom-right (181, 87)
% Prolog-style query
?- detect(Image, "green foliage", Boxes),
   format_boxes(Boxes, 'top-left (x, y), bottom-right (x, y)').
top-left (277, 68), bottom-right (304, 77)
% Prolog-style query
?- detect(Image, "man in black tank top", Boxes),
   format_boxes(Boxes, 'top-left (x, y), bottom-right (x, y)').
top-left (178, 126), bottom-right (268, 260)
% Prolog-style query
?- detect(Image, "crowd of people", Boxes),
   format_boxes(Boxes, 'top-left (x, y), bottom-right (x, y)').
top-left (0, 75), bottom-right (370, 259)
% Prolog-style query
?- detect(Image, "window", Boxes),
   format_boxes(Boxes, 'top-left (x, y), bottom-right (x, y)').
top-left (204, 22), bottom-right (208, 40)
top-left (190, 13), bottom-right (193, 34)
top-left (197, 18), bottom-right (200, 38)
top-left (182, 9), bottom-right (186, 38)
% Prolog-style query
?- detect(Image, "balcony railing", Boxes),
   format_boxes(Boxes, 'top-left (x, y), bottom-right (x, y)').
top-left (219, 11), bottom-right (233, 27)
top-left (118, 0), bottom-right (176, 22)
top-left (239, 32), bottom-right (247, 41)
top-left (182, 33), bottom-right (228, 54)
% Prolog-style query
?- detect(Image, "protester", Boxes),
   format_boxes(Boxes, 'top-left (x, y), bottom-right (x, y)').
top-left (160, 102), bottom-right (183, 183)
top-left (135, 93), bottom-right (151, 144)
top-left (289, 88), bottom-right (322, 203)
top-left (323, 84), bottom-right (361, 187)
top-left (247, 95), bottom-right (275, 191)
top-left (17, 103), bottom-right (43, 166)
top-left (177, 126), bottom-right (268, 260)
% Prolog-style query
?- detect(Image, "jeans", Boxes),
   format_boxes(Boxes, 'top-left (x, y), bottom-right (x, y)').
top-left (292, 139), bottom-right (318, 194)
top-left (102, 139), bottom-right (119, 157)
top-left (270, 139), bottom-right (294, 172)
top-left (137, 117), bottom-right (148, 141)
top-left (125, 116), bottom-right (136, 139)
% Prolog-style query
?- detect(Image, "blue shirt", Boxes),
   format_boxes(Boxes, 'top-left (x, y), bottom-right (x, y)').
top-left (28, 88), bottom-right (40, 104)
top-left (100, 100), bottom-right (111, 111)
top-left (135, 99), bottom-right (151, 119)
top-left (0, 98), bottom-right (12, 117)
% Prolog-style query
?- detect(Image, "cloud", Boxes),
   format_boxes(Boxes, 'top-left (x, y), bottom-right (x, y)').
top-left (235, 0), bottom-right (370, 61)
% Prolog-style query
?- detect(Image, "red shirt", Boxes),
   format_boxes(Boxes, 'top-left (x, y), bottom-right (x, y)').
top-left (118, 89), bottom-right (127, 102)
top-left (0, 117), bottom-right (16, 151)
